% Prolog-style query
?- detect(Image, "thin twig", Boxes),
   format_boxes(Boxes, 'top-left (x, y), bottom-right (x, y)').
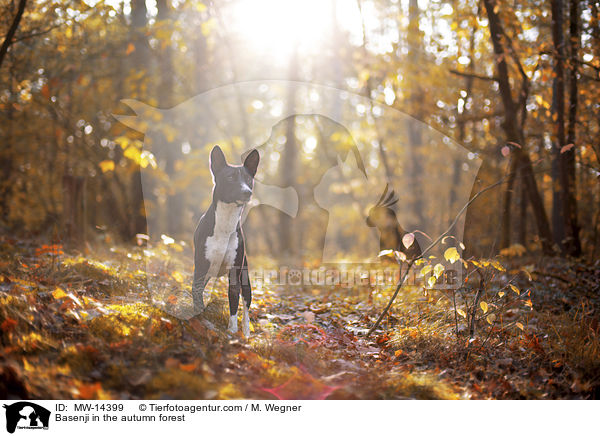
top-left (452, 290), bottom-right (460, 342)
top-left (469, 268), bottom-right (484, 338)
top-left (0, 0), bottom-right (27, 71)
top-left (449, 69), bottom-right (499, 82)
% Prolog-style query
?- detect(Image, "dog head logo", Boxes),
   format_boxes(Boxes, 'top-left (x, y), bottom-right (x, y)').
top-left (3, 402), bottom-right (50, 433)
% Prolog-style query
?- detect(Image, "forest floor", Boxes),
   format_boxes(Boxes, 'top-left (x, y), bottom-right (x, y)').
top-left (0, 235), bottom-right (599, 400)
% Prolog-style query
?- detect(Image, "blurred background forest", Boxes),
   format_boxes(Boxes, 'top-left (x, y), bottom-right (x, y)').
top-left (1, 0), bottom-right (599, 261)
top-left (2, 0), bottom-right (600, 401)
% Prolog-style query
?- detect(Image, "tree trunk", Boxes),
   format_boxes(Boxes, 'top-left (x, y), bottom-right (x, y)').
top-left (156, 0), bottom-right (183, 237)
top-left (406, 0), bottom-right (424, 224)
top-left (566, 0), bottom-right (582, 256)
top-left (500, 156), bottom-right (517, 249)
top-left (517, 168), bottom-right (528, 245)
top-left (482, 0), bottom-right (553, 254)
top-left (127, 0), bottom-right (149, 239)
top-left (551, 0), bottom-right (569, 253)
top-left (450, 9), bottom-right (475, 227)
top-left (62, 175), bottom-right (86, 247)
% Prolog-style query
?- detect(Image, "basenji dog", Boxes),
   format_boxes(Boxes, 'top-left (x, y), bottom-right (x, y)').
top-left (192, 145), bottom-right (259, 336)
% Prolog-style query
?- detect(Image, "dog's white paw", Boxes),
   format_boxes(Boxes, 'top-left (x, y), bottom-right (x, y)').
top-left (241, 302), bottom-right (251, 337)
top-left (242, 311), bottom-right (250, 336)
top-left (228, 315), bottom-right (238, 334)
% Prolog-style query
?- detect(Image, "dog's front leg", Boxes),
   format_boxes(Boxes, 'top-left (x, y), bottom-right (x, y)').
top-left (240, 256), bottom-right (252, 337)
top-left (227, 266), bottom-right (241, 334)
top-left (192, 264), bottom-right (208, 315)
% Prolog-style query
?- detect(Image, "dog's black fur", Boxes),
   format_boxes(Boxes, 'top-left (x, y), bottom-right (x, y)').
top-left (192, 145), bottom-right (259, 335)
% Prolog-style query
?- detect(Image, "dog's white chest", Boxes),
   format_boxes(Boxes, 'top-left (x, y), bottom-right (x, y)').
top-left (205, 202), bottom-right (242, 278)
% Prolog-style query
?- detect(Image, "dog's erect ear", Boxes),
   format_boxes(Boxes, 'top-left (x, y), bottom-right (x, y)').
top-left (243, 149), bottom-right (260, 177)
top-left (210, 145), bottom-right (227, 175)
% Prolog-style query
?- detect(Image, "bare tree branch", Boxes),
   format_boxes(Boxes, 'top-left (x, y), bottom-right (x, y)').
top-left (0, 0), bottom-right (27, 71)
top-left (449, 69), bottom-right (499, 82)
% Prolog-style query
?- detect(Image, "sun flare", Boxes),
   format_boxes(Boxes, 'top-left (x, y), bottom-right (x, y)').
top-left (230, 0), bottom-right (335, 55)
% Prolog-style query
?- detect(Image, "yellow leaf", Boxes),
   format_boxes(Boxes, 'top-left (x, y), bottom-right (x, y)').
top-left (171, 242), bottom-right (184, 252)
top-left (124, 145), bottom-right (140, 161)
top-left (52, 287), bottom-right (68, 299)
top-left (23, 359), bottom-right (34, 372)
top-left (171, 271), bottom-right (184, 283)
top-left (419, 264), bottom-right (432, 277)
top-left (433, 263), bottom-right (445, 279)
top-left (378, 249), bottom-right (394, 257)
top-left (510, 284), bottom-right (520, 295)
top-left (444, 247), bottom-right (460, 264)
top-left (114, 136), bottom-right (130, 149)
top-left (427, 276), bottom-right (437, 288)
top-left (161, 234), bottom-right (175, 245)
top-left (516, 322), bottom-right (524, 331)
top-left (498, 291), bottom-right (505, 298)
top-left (456, 308), bottom-right (466, 318)
top-left (491, 260), bottom-right (506, 271)
top-left (499, 243), bottom-right (527, 257)
top-left (535, 95), bottom-right (544, 106)
top-left (99, 160), bottom-right (115, 173)
top-left (139, 150), bottom-right (157, 169)
top-left (359, 70), bottom-right (370, 83)
top-left (480, 301), bottom-right (488, 313)
top-left (486, 314), bottom-right (496, 324)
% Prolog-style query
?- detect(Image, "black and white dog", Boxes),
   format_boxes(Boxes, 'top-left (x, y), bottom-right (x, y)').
top-left (192, 145), bottom-right (259, 336)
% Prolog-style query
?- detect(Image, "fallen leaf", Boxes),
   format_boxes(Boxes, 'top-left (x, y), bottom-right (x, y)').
top-left (165, 357), bottom-right (180, 369)
top-left (52, 287), bottom-right (68, 299)
top-left (1, 318), bottom-right (17, 332)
